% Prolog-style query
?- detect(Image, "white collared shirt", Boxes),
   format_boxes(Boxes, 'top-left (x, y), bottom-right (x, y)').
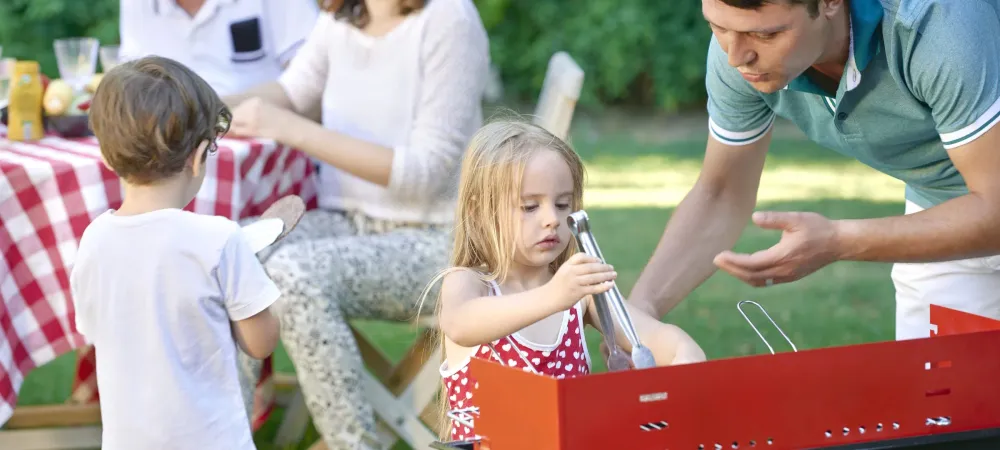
top-left (276, 0), bottom-right (491, 224)
top-left (119, 0), bottom-right (319, 96)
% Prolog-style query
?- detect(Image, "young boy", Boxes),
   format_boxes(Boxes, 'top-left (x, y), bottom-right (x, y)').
top-left (70, 56), bottom-right (280, 449)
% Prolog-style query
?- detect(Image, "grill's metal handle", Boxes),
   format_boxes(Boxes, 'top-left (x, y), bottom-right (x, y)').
top-left (568, 211), bottom-right (656, 369)
top-left (737, 300), bottom-right (798, 354)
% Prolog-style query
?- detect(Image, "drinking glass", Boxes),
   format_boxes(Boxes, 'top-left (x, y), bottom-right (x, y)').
top-left (100, 45), bottom-right (120, 72)
top-left (53, 37), bottom-right (99, 93)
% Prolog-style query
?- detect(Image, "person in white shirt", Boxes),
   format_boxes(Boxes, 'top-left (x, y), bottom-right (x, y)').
top-left (118, 0), bottom-right (320, 96)
top-left (70, 56), bottom-right (281, 450)
top-left (222, 0), bottom-right (490, 447)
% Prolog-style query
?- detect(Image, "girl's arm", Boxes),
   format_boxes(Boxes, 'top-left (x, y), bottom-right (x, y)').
top-left (439, 269), bottom-right (568, 347)
top-left (440, 253), bottom-right (617, 347)
top-left (584, 297), bottom-right (706, 365)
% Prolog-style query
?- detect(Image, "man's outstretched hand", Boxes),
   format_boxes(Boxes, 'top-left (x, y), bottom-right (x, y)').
top-left (713, 211), bottom-right (841, 287)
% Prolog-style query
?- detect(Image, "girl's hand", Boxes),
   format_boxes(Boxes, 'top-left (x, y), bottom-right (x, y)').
top-left (547, 253), bottom-right (617, 310)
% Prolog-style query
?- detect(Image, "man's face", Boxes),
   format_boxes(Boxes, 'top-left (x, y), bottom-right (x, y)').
top-left (702, 0), bottom-right (830, 93)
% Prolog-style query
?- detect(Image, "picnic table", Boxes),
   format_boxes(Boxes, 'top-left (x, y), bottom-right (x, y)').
top-left (0, 126), bottom-right (315, 432)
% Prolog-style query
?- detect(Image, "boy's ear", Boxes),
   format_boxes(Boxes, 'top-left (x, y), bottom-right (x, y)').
top-left (189, 140), bottom-right (210, 177)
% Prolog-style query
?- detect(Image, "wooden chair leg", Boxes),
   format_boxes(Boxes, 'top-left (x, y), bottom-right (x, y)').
top-left (361, 346), bottom-right (442, 449)
top-left (386, 327), bottom-right (439, 395)
top-left (274, 388), bottom-right (311, 447)
top-left (351, 325), bottom-right (395, 383)
top-left (276, 323), bottom-right (445, 449)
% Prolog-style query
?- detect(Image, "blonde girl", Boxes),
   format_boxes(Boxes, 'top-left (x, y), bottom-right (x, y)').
top-left (421, 119), bottom-right (706, 442)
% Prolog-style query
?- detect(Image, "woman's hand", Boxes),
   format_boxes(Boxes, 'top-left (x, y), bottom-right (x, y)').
top-left (229, 97), bottom-right (303, 143)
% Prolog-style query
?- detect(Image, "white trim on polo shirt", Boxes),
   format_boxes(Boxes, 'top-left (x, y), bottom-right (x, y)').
top-left (939, 96), bottom-right (1000, 150)
top-left (708, 114), bottom-right (776, 146)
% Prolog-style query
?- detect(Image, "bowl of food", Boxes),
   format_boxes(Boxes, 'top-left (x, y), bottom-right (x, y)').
top-left (41, 75), bottom-right (103, 138)
top-left (1, 74), bottom-right (104, 138)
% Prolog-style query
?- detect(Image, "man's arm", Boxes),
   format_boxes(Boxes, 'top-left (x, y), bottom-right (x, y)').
top-left (835, 126), bottom-right (1000, 262)
top-left (629, 35), bottom-right (774, 318)
top-left (630, 133), bottom-right (770, 318)
top-left (716, 4), bottom-right (1000, 286)
top-left (724, 111), bottom-right (1000, 287)
top-left (832, 2), bottom-right (1000, 263)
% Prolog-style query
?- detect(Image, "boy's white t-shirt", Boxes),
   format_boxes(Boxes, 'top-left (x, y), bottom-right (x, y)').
top-left (69, 208), bottom-right (280, 450)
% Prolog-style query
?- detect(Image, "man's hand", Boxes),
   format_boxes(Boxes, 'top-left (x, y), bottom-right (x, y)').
top-left (713, 211), bottom-right (840, 287)
top-left (229, 97), bottom-right (301, 143)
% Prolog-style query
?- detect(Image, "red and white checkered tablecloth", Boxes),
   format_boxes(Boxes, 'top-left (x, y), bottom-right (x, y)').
top-left (0, 127), bottom-right (316, 428)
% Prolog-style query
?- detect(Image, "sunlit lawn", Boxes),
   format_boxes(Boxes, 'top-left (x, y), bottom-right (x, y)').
top-left (12, 128), bottom-right (906, 449)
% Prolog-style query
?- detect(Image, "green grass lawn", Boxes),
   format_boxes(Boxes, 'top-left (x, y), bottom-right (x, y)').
top-left (10, 128), bottom-right (907, 449)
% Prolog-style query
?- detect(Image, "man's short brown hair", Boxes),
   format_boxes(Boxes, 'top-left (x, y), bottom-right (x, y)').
top-left (88, 56), bottom-right (231, 185)
top-left (720, 0), bottom-right (821, 17)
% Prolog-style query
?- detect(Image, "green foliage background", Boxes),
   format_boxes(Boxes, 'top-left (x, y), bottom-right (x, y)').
top-left (0, 0), bottom-right (714, 112)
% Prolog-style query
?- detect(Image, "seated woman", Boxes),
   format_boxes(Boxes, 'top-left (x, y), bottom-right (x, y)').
top-left (223, 0), bottom-right (491, 448)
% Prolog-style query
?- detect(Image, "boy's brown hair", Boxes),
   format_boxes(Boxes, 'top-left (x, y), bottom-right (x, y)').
top-left (88, 55), bottom-right (231, 185)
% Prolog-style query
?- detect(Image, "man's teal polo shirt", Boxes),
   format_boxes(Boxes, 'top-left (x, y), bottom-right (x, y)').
top-left (705, 0), bottom-right (1000, 209)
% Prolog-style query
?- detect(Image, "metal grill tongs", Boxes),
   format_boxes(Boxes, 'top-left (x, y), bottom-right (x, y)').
top-left (737, 300), bottom-right (798, 354)
top-left (568, 211), bottom-right (656, 370)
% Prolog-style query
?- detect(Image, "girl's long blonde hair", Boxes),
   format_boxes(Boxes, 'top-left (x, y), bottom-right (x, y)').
top-left (416, 116), bottom-right (586, 436)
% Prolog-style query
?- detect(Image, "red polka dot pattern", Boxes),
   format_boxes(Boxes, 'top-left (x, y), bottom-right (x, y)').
top-left (443, 304), bottom-right (590, 441)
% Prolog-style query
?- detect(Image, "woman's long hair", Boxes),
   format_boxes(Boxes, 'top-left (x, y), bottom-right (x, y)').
top-left (415, 116), bottom-right (586, 437)
top-left (321, 0), bottom-right (426, 28)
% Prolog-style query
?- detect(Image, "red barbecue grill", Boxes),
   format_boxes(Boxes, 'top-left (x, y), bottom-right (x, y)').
top-left (430, 303), bottom-right (1000, 450)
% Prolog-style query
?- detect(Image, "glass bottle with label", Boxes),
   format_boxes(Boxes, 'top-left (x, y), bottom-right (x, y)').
top-left (7, 60), bottom-right (45, 142)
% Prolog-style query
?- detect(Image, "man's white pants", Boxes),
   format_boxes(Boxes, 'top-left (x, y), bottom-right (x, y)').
top-left (891, 201), bottom-right (1000, 340)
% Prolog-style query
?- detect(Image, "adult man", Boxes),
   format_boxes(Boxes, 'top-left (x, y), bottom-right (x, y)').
top-left (119, 0), bottom-right (319, 96)
top-left (629, 0), bottom-right (1000, 341)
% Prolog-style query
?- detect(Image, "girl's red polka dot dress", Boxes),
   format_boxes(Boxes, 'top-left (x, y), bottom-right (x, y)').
top-left (439, 281), bottom-right (592, 441)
